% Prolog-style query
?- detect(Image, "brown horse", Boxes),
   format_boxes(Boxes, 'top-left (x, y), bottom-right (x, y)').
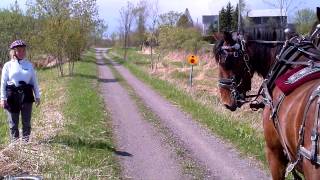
top-left (214, 8), bottom-right (320, 180)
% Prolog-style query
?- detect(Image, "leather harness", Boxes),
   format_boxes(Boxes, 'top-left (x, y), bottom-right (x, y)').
top-left (255, 33), bottom-right (320, 178)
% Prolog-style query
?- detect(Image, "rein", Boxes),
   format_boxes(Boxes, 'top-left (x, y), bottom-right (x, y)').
top-left (248, 40), bottom-right (285, 44)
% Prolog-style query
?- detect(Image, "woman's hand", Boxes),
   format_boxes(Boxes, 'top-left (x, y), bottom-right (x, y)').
top-left (35, 98), bottom-right (40, 107)
top-left (0, 100), bottom-right (8, 109)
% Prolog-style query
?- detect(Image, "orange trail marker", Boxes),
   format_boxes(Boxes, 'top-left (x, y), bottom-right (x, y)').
top-left (187, 55), bottom-right (199, 65)
top-left (187, 54), bottom-right (199, 88)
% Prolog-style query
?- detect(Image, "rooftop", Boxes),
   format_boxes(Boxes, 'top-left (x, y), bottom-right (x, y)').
top-left (248, 9), bottom-right (287, 17)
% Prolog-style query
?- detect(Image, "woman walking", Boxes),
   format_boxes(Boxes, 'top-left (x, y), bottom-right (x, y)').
top-left (0, 40), bottom-right (40, 143)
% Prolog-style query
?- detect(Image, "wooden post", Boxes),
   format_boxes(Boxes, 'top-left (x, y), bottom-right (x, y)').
top-left (189, 65), bottom-right (194, 88)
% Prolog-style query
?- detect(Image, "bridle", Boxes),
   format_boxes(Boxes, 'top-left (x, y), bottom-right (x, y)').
top-left (216, 36), bottom-right (252, 106)
top-left (218, 77), bottom-right (245, 105)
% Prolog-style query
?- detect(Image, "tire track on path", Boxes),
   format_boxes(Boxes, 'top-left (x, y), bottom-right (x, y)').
top-left (96, 49), bottom-right (186, 180)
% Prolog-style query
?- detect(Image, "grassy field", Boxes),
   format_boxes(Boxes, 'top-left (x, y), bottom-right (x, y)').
top-left (0, 51), bottom-right (120, 179)
top-left (109, 48), bottom-right (267, 166)
top-left (0, 105), bottom-right (8, 145)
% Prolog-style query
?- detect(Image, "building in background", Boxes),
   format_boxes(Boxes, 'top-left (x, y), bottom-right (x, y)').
top-left (246, 9), bottom-right (287, 41)
top-left (202, 15), bottom-right (219, 35)
top-left (247, 9), bottom-right (287, 26)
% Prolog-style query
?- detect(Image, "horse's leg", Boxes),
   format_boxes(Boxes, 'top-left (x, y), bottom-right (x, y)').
top-left (265, 146), bottom-right (288, 180)
top-left (263, 108), bottom-right (288, 180)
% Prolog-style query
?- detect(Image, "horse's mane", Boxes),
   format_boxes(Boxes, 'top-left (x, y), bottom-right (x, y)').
top-left (243, 25), bottom-right (285, 42)
top-left (242, 29), bottom-right (284, 78)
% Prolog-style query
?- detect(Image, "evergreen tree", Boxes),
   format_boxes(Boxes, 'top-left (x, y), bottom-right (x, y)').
top-left (219, 7), bottom-right (227, 31)
top-left (177, 8), bottom-right (193, 28)
top-left (232, 4), bottom-right (239, 31)
top-left (225, 2), bottom-right (233, 31)
top-left (219, 2), bottom-right (237, 32)
top-left (184, 8), bottom-right (193, 26)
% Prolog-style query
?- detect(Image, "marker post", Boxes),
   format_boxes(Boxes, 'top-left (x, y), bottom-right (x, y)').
top-left (187, 55), bottom-right (199, 88)
top-left (189, 65), bottom-right (194, 87)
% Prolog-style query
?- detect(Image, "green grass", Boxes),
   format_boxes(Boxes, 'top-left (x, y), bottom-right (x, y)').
top-left (110, 48), bottom-right (267, 165)
top-left (0, 109), bottom-right (8, 144)
top-left (43, 51), bottom-right (120, 178)
top-left (169, 61), bottom-right (183, 68)
top-left (170, 69), bottom-right (189, 80)
top-left (0, 51), bottom-right (120, 179)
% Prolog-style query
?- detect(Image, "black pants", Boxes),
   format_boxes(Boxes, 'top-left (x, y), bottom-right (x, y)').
top-left (6, 103), bottom-right (33, 142)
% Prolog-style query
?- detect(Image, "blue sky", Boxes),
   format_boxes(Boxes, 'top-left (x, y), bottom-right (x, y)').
top-left (1, 0), bottom-right (319, 35)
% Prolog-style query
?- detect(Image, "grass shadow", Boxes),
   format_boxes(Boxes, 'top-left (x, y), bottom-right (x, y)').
top-left (133, 61), bottom-right (150, 65)
top-left (52, 135), bottom-right (133, 157)
top-left (98, 78), bottom-right (119, 83)
top-left (65, 73), bottom-right (97, 80)
top-left (63, 73), bottom-right (120, 83)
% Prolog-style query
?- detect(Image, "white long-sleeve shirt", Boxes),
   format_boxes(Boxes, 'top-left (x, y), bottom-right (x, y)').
top-left (0, 59), bottom-right (40, 101)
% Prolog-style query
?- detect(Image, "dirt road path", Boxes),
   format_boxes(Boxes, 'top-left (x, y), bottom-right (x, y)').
top-left (96, 49), bottom-right (186, 180)
top-left (103, 49), bottom-right (270, 180)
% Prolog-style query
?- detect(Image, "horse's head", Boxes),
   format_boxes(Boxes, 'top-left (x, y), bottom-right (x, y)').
top-left (214, 31), bottom-right (253, 111)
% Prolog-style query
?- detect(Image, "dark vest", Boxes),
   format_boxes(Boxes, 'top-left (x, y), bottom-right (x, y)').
top-left (6, 81), bottom-right (35, 113)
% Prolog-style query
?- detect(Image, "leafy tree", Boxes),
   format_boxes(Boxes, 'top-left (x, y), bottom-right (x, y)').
top-left (148, 0), bottom-right (160, 70)
top-left (27, 0), bottom-right (103, 76)
top-left (0, 0), bottom-right (104, 76)
top-left (134, 0), bottom-right (148, 50)
top-left (159, 11), bottom-right (182, 26)
top-left (158, 26), bottom-right (207, 54)
top-left (295, 8), bottom-right (317, 35)
top-left (119, 1), bottom-right (135, 61)
top-left (263, 0), bottom-right (295, 27)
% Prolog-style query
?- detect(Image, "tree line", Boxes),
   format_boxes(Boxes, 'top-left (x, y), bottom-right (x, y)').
top-left (117, 1), bottom-right (207, 70)
top-left (216, 1), bottom-right (317, 35)
top-left (0, 0), bottom-right (106, 76)
top-left (114, 0), bottom-right (318, 71)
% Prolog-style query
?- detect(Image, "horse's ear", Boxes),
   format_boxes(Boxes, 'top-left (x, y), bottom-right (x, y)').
top-left (317, 7), bottom-right (320, 22)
